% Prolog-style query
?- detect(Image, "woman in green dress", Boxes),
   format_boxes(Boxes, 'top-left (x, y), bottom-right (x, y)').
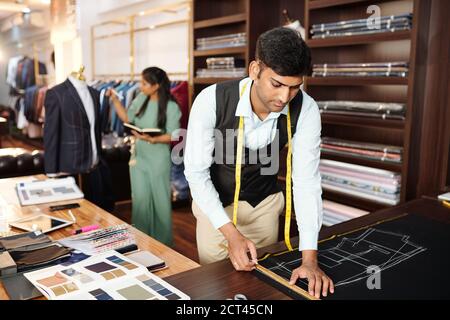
top-left (107, 67), bottom-right (181, 246)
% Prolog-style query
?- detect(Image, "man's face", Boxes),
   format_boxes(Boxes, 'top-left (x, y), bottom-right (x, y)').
top-left (250, 61), bottom-right (303, 113)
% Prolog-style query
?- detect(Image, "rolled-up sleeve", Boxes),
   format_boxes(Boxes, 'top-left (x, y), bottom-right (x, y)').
top-left (291, 94), bottom-right (323, 251)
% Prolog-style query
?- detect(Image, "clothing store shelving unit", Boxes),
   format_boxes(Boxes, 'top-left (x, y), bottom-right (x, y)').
top-left (294, 0), bottom-right (428, 212)
top-left (191, 0), bottom-right (286, 100)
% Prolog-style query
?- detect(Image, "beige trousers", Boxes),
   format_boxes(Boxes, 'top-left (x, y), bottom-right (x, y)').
top-left (192, 192), bottom-right (285, 265)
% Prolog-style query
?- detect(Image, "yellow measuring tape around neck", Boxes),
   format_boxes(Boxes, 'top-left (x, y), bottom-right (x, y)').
top-left (233, 81), bottom-right (294, 251)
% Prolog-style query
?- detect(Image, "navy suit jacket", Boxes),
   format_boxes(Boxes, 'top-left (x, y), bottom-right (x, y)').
top-left (44, 79), bottom-right (102, 174)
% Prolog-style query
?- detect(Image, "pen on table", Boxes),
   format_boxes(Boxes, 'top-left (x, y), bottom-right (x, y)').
top-left (68, 210), bottom-right (76, 223)
top-left (72, 224), bottom-right (100, 235)
top-left (442, 201), bottom-right (450, 209)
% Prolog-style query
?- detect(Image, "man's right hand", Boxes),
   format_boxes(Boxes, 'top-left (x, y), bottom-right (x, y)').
top-left (220, 223), bottom-right (258, 272)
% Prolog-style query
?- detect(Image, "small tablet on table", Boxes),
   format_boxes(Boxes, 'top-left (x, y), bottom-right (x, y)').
top-left (9, 214), bottom-right (74, 234)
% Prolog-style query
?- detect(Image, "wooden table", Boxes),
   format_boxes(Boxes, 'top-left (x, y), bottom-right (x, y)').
top-left (164, 197), bottom-right (450, 300)
top-left (0, 175), bottom-right (200, 300)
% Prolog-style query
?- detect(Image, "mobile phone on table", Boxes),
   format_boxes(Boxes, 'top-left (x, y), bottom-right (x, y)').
top-left (49, 203), bottom-right (81, 212)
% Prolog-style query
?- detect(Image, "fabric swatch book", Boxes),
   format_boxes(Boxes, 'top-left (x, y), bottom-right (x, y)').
top-left (24, 251), bottom-right (190, 300)
top-left (16, 177), bottom-right (84, 206)
top-left (124, 123), bottom-right (163, 137)
top-left (58, 224), bottom-right (136, 256)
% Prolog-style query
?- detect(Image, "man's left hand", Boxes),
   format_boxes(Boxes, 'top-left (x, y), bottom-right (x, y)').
top-left (289, 260), bottom-right (334, 299)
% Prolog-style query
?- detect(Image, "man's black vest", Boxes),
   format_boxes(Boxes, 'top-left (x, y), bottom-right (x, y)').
top-left (210, 79), bottom-right (303, 208)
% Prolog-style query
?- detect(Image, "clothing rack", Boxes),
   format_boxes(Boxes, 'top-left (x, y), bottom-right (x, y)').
top-left (94, 72), bottom-right (189, 81)
top-left (16, 42), bottom-right (53, 87)
top-left (90, 77), bottom-right (189, 138)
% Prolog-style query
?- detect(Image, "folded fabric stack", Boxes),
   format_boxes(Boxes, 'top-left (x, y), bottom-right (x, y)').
top-left (196, 32), bottom-right (247, 50)
top-left (0, 232), bottom-right (72, 276)
top-left (310, 13), bottom-right (413, 39)
top-left (320, 159), bottom-right (401, 205)
top-left (312, 62), bottom-right (409, 78)
top-left (197, 56), bottom-right (246, 78)
top-left (206, 57), bottom-right (245, 69)
top-left (318, 100), bottom-right (406, 120)
top-left (322, 200), bottom-right (369, 227)
top-left (321, 137), bottom-right (403, 163)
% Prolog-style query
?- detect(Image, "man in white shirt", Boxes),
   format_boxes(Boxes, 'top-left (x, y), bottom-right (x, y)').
top-left (184, 27), bottom-right (334, 298)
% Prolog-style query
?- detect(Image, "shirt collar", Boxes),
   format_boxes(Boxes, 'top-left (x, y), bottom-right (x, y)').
top-left (68, 76), bottom-right (88, 90)
top-left (235, 78), bottom-right (289, 120)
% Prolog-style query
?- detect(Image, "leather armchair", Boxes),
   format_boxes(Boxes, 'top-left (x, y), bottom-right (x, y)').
top-left (0, 149), bottom-right (44, 179)
top-left (0, 146), bottom-right (131, 202)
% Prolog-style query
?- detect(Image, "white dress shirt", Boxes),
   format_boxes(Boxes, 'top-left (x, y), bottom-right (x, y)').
top-left (184, 78), bottom-right (323, 251)
top-left (69, 76), bottom-right (99, 168)
top-left (6, 56), bottom-right (23, 88)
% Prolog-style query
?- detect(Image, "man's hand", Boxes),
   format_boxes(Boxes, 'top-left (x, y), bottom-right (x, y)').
top-left (289, 250), bottom-right (335, 299)
top-left (220, 223), bottom-right (258, 272)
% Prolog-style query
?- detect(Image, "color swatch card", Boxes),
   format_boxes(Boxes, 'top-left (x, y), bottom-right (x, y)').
top-left (58, 225), bottom-right (136, 255)
top-left (24, 251), bottom-right (190, 300)
top-left (16, 177), bottom-right (84, 206)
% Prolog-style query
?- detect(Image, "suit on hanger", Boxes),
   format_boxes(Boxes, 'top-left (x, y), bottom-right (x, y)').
top-left (44, 79), bottom-right (114, 212)
top-left (44, 79), bottom-right (101, 174)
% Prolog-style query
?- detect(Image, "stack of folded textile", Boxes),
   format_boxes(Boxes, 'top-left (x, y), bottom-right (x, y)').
top-left (313, 62), bottom-right (409, 78)
top-left (320, 159), bottom-right (401, 205)
top-left (322, 200), bottom-right (369, 227)
top-left (196, 32), bottom-right (247, 50)
top-left (0, 232), bottom-right (72, 276)
top-left (196, 56), bottom-right (246, 78)
top-left (318, 100), bottom-right (406, 120)
top-left (321, 137), bottom-right (403, 163)
top-left (310, 13), bottom-right (413, 39)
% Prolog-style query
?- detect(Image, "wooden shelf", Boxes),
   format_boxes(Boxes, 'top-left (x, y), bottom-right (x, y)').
top-left (322, 189), bottom-right (392, 212)
top-left (194, 46), bottom-right (246, 57)
top-left (321, 114), bottom-right (405, 130)
top-left (193, 77), bottom-right (244, 85)
top-left (306, 77), bottom-right (409, 86)
top-left (321, 152), bottom-right (403, 172)
top-left (277, 176), bottom-right (392, 212)
top-left (308, 0), bottom-right (390, 10)
top-left (307, 30), bottom-right (411, 48)
top-left (194, 13), bottom-right (247, 29)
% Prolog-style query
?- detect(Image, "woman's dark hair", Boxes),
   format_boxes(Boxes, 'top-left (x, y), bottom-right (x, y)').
top-left (256, 27), bottom-right (312, 77)
top-left (135, 67), bottom-right (174, 131)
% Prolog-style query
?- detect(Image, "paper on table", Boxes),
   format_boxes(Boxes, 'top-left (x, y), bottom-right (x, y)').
top-left (24, 251), bottom-right (190, 300)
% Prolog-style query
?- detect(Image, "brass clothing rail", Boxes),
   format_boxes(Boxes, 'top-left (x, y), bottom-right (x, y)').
top-left (93, 72), bottom-right (189, 80)
top-left (93, 18), bottom-right (189, 40)
top-left (91, 0), bottom-right (192, 83)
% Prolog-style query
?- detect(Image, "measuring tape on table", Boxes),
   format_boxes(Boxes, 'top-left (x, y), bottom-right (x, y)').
top-left (233, 81), bottom-right (294, 251)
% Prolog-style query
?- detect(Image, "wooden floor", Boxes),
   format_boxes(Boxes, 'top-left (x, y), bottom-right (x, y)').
top-left (1, 135), bottom-right (41, 151)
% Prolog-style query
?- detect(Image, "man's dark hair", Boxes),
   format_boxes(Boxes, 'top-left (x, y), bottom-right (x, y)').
top-left (256, 27), bottom-right (312, 77)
